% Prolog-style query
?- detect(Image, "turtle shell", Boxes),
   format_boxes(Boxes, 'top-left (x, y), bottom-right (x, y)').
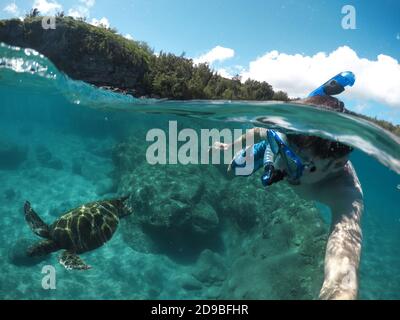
top-left (50, 200), bottom-right (120, 254)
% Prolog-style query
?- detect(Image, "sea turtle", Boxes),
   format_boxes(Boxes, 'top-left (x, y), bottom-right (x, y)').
top-left (23, 196), bottom-right (133, 270)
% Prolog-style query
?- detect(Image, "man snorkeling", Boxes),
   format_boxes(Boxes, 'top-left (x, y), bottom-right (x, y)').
top-left (213, 72), bottom-right (364, 300)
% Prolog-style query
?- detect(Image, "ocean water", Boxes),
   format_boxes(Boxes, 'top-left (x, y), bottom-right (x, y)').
top-left (0, 43), bottom-right (399, 300)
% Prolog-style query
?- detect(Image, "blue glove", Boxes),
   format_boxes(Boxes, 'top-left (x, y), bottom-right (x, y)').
top-left (261, 164), bottom-right (287, 187)
top-left (261, 164), bottom-right (274, 187)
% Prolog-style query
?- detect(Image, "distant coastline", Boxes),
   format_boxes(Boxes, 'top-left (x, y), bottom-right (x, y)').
top-left (0, 13), bottom-right (398, 136)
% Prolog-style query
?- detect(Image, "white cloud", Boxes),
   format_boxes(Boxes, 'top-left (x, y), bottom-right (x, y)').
top-left (90, 17), bottom-right (110, 29)
top-left (79, 0), bottom-right (95, 8)
top-left (216, 65), bottom-right (245, 79)
top-left (241, 46), bottom-right (400, 108)
top-left (68, 0), bottom-right (95, 19)
top-left (68, 0), bottom-right (109, 30)
top-left (194, 46), bottom-right (235, 65)
top-left (353, 103), bottom-right (368, 113)
top-left (124, 34), bottom-right (134, 40)
top-left (216, 68), bottom-right (233, 79)
top-left (68, 7), bottom-right (88, 18)
top-left (33, 0), bottom-right (62, 15)
top-left (3, 3), bottom-right (19, 15)
top-left (397, 33), bottom-right (400, 40)
top-left (68, 5), bottom-right (90, 19)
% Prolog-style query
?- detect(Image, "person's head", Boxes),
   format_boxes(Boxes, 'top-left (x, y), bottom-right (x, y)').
top-left (289, 95), bottom-right (353, 159)
top-left (109, 196), bottom-right (133, 219)
top-left (286, 134), bottom-right (353, 159)
top-left (300, 95), bottom-right (345, 112)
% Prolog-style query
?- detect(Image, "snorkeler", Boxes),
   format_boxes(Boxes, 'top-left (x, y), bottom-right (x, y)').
top-left (213, 72), bottom-right (364, 300)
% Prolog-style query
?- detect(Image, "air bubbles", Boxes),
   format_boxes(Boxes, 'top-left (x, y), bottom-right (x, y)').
top-left (397, 184), bottom-right (400, 190)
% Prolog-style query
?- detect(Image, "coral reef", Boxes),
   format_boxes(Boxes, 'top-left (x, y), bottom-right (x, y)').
top-left (113, 134), bottom-right (329, 299)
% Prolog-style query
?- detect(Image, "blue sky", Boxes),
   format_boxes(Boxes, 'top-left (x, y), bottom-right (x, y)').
top-left (1, 0), bottom-right (399, 123)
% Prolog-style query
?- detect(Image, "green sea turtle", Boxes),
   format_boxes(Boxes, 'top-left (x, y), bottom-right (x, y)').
top-left (23, 196), bottom-right (133, 270)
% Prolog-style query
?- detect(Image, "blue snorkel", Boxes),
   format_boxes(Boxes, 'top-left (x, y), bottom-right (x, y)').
top-left (308, 71), bottom-right (355, 98)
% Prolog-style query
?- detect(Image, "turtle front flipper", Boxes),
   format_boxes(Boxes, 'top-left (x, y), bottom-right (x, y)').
top-left (59, 250), bottom-right (91, 271)
top-left (24, 201), bottom-right (50, 239)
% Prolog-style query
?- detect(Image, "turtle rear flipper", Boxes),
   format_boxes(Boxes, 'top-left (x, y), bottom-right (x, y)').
top-left (27, 239), bottom-right (59, 257)
top-left (24, 201), bottom-right (50, 239)
top-left (59, 250), bottom-right (91, 271)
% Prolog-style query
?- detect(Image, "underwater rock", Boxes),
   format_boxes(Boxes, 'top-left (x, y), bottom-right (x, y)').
top-left (192, 249), bottom-right (227, 286)
top-left (8, 238), bottom-right (47, 267)
top-left (220, 251), bottom-right (308, 299)
top-left (179, 274), bottom-right (203, 291)
top-left (47, 158), bottom-right (63, 170)
top-left (0, 140), bottom-right (27, 170)
top-left (118, 164), bottom-right (222, 262)
top-left (113, 131), bottom-right (328, 299)
top-left (35, 145), bottom-right (64, 170)
top-left (112, 137), bottom-right (146, 174)
top-left (191, 202), bottom-right (219, 235)
top-left (4, 188), bottom-right (16, 201)
top-left (35, 145), bottom-right (52, 162)
top-left (95, 178), bottom-right (117, 196)
top-left (72, 159), bottom-right (83, 175)
top-left (119, 160), bottom-right (224, 233)
top-left (216, 174), bottom-right (288, 233)
top-left (116, 148), bottom-right (226, 259)
top-left (121, 221), bottom-right (158, 254)
top-left (217, 181), bottom-right (327, 299)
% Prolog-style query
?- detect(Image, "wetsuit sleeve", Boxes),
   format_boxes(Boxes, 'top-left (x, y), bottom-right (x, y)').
top-left (231, 140), bottom-right (267, 176)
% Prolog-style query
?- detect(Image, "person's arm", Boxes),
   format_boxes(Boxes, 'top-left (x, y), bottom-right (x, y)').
top-left (315, 161), bottom-right (364, 299)
top-left (212, 127), bottom-right (267, 151)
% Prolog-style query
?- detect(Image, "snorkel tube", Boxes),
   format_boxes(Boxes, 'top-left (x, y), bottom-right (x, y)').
top-left (308, 71), bottom-right (355, 97)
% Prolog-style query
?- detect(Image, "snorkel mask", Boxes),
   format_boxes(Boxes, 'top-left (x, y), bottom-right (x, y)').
top-left (267, 130), bottom-right (305, 181)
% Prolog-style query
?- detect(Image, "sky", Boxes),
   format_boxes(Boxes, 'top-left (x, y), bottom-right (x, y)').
top-left (1, 0), bottom-right (399, 123)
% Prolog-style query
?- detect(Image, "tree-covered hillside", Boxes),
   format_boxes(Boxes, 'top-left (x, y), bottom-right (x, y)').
top-left (0, 15), bottom-right (288, 101)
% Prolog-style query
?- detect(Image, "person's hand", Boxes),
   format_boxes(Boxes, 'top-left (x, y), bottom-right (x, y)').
top-left (227, 150), bottom-right (242, 174)
top-left (261, 164), bottom-right (275, 187)
top-left (227, 164), bottom-right (232, 174)
top-left (261, 164), bottom-right (287, 187)
top-left (210, 141), bottom-right (231, 151)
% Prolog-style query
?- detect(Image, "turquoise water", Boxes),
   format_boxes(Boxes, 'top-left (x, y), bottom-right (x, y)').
top-left (0, 43), bottom-right (399, 299)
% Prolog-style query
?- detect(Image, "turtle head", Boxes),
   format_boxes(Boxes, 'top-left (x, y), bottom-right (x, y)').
top-left (111, 195), bottom-right (133, 219)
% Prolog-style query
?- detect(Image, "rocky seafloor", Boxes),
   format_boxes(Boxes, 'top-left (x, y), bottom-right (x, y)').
top-left (112, 124), bottom-right (329, 299)
top-left (0, 114), bottom-right (330, 300)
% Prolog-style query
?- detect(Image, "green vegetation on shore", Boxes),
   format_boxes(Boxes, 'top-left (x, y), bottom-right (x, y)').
top-left (0, 15), bottom-right (288, 101)
top-left (346, 111), bottom-right (400, 136)
top-left (369, 118), bottom-right (400, 136)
